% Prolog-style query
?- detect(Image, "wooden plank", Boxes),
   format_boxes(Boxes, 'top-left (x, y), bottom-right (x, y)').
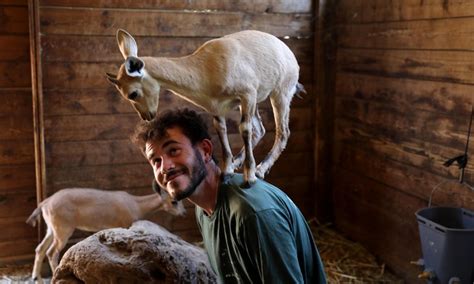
top-left (334, 144), bottom-right (474, 208)
top-left (43, 88), bottom-right (132, 116)
top-left (0, 141), bottom-right (34, 165)
top-left (263, 151), bottom-right (313, 178)
top-left (0, 164), bottom-right (39, 192)
top-left (41, 61), bottom-right (313, 89)
top-left (45, 153), bottom-right (313, 195)
top-left (0, 90), bottom-right (32, 115)
top-left (0, 190), bottom-right (37, 218)
top-left (0, 61), bottom-right (31, 88)
top-left (43, 107), bottom-right (311, 142)
top-left (46, 163), bottom-right (153, 192)
top-left (339, 17), bottom-right (474, 50)
top-left (227, 130), bottom-right (313, 155)
top-left (42, 84), bottom-right (313, 116)
top-left (335, 72), bottom-right (474, 115)
top-left (46, 139), bottom-right (144, 167)
top-left (0, 0), bottom-right (27, 6)
top-left (333, 169), bottom-right (424, 283)
top-left (39, 8), bottom-right (312, 37)
top-left (41, 35), bottom-right (313, 63)
top-left (338, 48), bottom-right (474, 85)
top-left (0, 35), bottom-right (30, 61)
top-left (40, 0), bottom-right (312, 13)
top-left (0, 115), bottom-right (34, 140)
top-left (334, 118), bottom-right (470, 181)
top-left (43, 113), bottom-right (140, 142)
top-left (0, 239), bottom-right (37, 259)
top-left (337, 0), bottom-right (474, 23)
top-left (0, 217), bottom-right (37, 242)
top-left (335, 96), bottom-right (470, 149)
top-left (46, 130), bottom-right (311, 168)
top-left (0, 6), bottom-right (29, 34)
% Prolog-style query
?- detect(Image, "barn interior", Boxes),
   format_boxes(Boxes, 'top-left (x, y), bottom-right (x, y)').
top-left (1, 0), bottom-right (473, 283)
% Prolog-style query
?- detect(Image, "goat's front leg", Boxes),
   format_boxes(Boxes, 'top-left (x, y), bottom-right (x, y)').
top-left (213, 116), bottom-right (234, 175)
top-left (32, 227), bottom-right (54, 281)
top-left (233, 108), bottom-right (265, 170)
top-left (239, 97), bottom-right (257, 186)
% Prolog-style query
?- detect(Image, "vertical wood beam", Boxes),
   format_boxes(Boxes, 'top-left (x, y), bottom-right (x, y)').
top-left (28, 0), bottom-right (45, 240)
top-left (314, 0), bottom-right (338, 222)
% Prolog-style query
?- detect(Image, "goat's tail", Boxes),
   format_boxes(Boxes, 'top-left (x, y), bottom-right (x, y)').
top-left (294, 82), bottom-right (306, 99)
top-left (26, 206), bottom-right (42, 227)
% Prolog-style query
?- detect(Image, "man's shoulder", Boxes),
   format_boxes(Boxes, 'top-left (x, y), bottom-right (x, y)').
top-left (220, 174), bottom-right (292, 215)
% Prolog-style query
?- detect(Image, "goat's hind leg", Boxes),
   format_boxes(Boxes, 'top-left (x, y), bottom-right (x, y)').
top-left (256, 86), bottom-right (293, 179)
top-left (213, 116), bottom-right (234, 175)
top-left (32, 227), bottom-right (54, 280)
top-left (46, 226), bottom-right (74, 276)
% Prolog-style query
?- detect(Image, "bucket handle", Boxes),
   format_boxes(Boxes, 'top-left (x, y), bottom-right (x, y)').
top-left (428, 179), bottom-right (474, 208)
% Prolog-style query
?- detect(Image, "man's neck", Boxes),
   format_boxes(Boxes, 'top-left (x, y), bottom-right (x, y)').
top-left (187, 161), bottom-right (221, 216)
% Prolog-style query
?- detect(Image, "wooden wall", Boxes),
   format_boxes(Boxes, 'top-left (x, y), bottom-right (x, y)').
top-left (0, 0), bottom-right (38, 263)
top-left (27, 0), bottom-right (316, 248)
top-left (333, 0), bottom-right (474, 282)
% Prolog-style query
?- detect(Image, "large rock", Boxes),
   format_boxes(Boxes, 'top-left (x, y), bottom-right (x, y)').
top-left (53, 221), bottom-right (217, 283)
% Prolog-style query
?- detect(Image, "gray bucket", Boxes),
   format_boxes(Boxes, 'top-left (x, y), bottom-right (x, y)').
top-left (416, 207), bottom-right (474, 284)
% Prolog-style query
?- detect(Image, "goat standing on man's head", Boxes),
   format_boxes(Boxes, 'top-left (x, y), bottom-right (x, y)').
top-left (106, 29), bottom-right (304, 186)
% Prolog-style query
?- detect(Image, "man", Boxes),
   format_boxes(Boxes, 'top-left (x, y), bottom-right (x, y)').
top-left (133, 109), bottom-right (326, 283)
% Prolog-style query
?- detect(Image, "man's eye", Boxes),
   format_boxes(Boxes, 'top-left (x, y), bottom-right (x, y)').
top-left (169, 148), bottom-right (180, 156)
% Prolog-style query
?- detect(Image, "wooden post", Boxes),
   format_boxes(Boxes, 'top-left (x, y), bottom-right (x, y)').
top-left (28, 0), bottom-right (46, 240)
top-left (314, 0), bottom-right (338, 222)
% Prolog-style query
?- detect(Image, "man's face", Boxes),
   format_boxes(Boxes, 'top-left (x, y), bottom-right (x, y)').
top-left (145, 127), bottom-right (207, 201)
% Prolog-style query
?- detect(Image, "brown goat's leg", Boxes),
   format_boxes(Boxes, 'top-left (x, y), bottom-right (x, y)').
top-left (32, 227), bottom-right (54, 280)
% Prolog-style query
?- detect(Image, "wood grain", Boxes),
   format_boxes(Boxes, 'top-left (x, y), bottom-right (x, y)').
top-left (39, 8), bottom-right (312, 37)
top-left (337, 0), bottom-right (474, 23)
top-left (40, 0), bottom-right (312, 14)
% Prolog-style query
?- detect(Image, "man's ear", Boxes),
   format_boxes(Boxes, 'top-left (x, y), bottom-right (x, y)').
top-left (200, 139), bottom-right (213, 162)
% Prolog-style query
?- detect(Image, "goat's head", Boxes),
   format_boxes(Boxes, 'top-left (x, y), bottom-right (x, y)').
top-left (106, 29), bottom-right (160, 121)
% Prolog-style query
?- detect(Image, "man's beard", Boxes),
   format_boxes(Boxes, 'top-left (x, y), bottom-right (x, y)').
top-left (173, 148), bottom-right (207, 201)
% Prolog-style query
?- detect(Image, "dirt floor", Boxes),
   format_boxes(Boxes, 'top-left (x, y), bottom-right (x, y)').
top-left (1, 223), bottom-right (403, 283)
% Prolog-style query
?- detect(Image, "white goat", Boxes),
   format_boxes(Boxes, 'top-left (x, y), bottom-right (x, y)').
top-left (26, 187), bottom-right (184, 281)
top-left (106, 29), bottom-right (304, 185)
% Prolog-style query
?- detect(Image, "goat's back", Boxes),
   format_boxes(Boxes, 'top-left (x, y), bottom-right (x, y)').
top-left (42, 188), bottom-right (138, 232)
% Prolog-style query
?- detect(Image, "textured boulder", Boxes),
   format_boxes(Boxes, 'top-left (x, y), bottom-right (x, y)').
top-left (53, 221), bottom-right (217, 283)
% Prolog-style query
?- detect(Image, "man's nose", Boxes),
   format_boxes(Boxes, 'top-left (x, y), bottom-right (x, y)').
top-left (160, 158), bottom-right (175, 173)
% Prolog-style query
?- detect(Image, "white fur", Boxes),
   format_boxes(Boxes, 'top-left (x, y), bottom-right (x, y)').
top-left (26, 188), bottom-right (184, 280)
top-left (107, 30), bottom-right (302, 184)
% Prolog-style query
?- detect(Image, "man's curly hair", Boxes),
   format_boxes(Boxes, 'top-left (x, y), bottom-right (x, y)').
top-left (132, 108), bottom-right (213, 155)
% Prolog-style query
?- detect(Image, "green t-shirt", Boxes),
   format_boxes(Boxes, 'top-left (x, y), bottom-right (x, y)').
top-left (196, 174), bottom-right (326, 283)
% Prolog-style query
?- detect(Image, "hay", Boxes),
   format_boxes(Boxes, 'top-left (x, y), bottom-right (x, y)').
top-left (309, 219), bottom-right (404, 284)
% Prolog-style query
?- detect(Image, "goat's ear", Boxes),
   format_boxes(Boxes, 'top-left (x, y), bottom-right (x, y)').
top-left (117, 29), bottom-right (138, 59)
top-left (125, 56), bottom-right (145, 78)
top-left (105, 72), bottom-right (119, 85)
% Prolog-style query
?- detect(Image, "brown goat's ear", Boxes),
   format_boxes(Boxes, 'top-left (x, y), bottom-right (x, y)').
top-left (106, 72), bottom-right (119, 85)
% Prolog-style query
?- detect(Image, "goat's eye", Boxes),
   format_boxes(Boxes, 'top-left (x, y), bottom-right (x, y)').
top-left (128, 91), bottom-right (138, 100)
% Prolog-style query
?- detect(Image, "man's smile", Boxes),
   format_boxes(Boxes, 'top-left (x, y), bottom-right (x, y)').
top-left (164, 169), bottom-right (186, 185)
